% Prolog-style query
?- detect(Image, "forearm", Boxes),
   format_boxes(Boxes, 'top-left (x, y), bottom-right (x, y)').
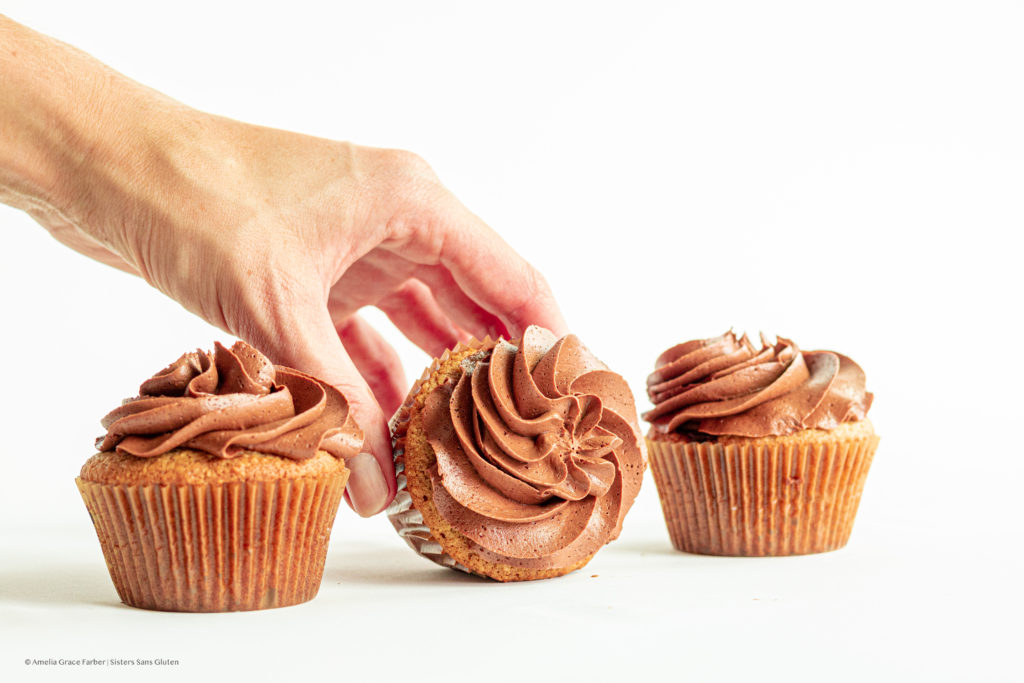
top-left (0, 15), bottom-right (192, 259)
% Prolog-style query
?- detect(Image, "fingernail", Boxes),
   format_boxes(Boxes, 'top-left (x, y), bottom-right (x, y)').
top-left (346, 452), bottom-right (389, 517)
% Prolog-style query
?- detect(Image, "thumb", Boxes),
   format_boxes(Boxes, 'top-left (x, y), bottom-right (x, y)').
top-left (256, 310), bottom-right (396, 517)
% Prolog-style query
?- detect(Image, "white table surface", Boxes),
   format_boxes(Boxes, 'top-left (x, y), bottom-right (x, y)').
top-left (1, 2), bottom-right (1021, 681)
top-left (2, 451), bottom-right (1019, 683)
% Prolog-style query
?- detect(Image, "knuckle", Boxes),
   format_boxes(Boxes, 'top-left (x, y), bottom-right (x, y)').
top-left (385, 147), bottom-right (432, 175)
top-left (373, 148), bottom-right (439, 192)
top-left (365, 148), bottom-right (449, 248)
top-left (393, 278), bottom-right (429, 304)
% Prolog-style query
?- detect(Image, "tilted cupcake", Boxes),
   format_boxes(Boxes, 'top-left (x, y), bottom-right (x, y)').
top-left (387, 326), bottom-right (646, 581)
top-left (644, 332), bottom-right (879, 556)
top-left (77, 341), bottom-right (362, 611)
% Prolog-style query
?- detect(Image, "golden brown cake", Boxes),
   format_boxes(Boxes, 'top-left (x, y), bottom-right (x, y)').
top-left (387, 326), bottom-right (646, 582)
top-left (644, 332), bottom-right (879, 556)
top-left (77, 341), bottom-right (362, 611)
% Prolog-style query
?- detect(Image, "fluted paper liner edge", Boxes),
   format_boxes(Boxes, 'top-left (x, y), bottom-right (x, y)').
top-left (645, 434), bottom-right (879, 556)
top-left (77, 472), bottom-right (347, 611)
top-left (385, 336), bottom-right (497, 574)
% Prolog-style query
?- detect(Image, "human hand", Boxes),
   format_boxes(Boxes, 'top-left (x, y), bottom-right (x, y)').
top-left (0, 17), bottom-right (567, 516)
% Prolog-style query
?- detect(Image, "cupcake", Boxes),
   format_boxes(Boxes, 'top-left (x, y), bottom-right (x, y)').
top-left (387, 325), bottom-right (646, 581)
top-left (77, 341), bottom-right (362, 611)
top-left (643, 332), bottom-right (878, 556)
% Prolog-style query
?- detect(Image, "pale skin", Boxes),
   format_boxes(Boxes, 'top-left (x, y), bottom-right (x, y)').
top-left (0, 15), bottom-right (568, 516)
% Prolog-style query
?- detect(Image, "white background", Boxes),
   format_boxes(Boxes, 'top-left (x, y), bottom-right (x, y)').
top-left (1, 2), bottom-right (1021, 682)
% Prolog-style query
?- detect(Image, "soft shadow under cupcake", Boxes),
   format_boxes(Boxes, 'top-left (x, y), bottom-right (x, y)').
top-left (0, 562), bottom-right (126, 608)
top-left (603, 538), bottom-right (686, 558)
top-left (323, 542), bottom-right (489, 586)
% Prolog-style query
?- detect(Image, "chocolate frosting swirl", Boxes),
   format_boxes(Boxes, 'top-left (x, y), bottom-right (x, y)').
top-left (96, 341), bottom-right (363, 461)
top-left (644, 332), bottom-right (873, 437)
top-left (421, 326), bottom-right (645, 566)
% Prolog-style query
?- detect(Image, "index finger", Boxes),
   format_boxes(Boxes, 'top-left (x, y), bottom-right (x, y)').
top-left (433, 194), bottom-right (569, 339)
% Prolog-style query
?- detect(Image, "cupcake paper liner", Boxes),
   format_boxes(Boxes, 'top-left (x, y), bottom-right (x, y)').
top-left (385, 337), bottom-right (496, 575)
top-left (77, 472), bottom-right (346, 611)
top-left (646, 435), bottom-right (879, 556)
